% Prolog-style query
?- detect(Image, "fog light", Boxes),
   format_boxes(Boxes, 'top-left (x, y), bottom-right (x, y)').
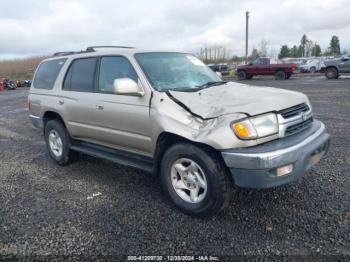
top-left (276, 164), bottom-right (293, 177)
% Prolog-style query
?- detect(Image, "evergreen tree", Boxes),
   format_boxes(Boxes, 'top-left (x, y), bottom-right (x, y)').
top-left (329, 36), bottom-right (340, 55)
top-left (290, 45), bottom-right (299, 57)
top-left (300, 34), bottom-right (308, 57)
top-left (297, 45), bottom-right (304, 57)
top-left (312, 44), bottom-right (322, 57)
top-left (278, 45), bottom-right (290, 59)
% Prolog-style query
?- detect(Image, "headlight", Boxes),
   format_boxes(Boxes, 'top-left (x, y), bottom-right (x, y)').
top-left (231, 113), bottom-right (278, 140)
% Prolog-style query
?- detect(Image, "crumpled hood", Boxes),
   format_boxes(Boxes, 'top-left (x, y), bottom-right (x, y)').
top-left (168, 82), bottom-right (308, 119)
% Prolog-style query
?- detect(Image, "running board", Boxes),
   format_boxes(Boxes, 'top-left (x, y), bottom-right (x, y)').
top-left (70, 142), bottom-right (154, 173)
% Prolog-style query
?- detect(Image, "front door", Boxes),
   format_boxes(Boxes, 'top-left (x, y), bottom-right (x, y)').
top-left (93, 56), bottom-right (153, 156)
top-left (338, 56), bottom-right (350, 73)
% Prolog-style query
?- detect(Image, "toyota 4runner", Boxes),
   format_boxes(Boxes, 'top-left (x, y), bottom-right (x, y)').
top-left (28, 46), bottom-right (330, 217)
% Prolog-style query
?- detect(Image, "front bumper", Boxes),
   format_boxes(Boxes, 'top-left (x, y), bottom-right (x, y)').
top-left (221, 120), bottom-right (330, 189)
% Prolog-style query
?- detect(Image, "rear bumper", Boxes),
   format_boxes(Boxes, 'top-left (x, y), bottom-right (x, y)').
top-left (221, 121), bottom-right (330, 189)
top-left (29, 114), bottom-right (42, 129)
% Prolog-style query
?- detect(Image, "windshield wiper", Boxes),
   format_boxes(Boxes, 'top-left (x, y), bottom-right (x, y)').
top-left (195, 81), bottom-right (227, 89)
top-left (163, 81), bottom-right (227, 93)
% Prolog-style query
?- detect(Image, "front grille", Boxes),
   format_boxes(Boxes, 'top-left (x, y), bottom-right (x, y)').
top-left (279, 103), bottom-right (309, 119)
top-left (285, 117), bottom-right (313, 136)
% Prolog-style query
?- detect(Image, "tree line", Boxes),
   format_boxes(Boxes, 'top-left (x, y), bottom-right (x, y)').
top-left (197, 47), bottom-right (233, 64)
top-left (278, 34), bottom-right (343, 59)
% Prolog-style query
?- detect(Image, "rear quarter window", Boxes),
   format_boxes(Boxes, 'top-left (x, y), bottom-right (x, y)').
top-left (33, 58), bottom-right (67, 89)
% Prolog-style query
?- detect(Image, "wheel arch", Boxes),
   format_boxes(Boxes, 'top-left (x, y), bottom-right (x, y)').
top-left (153, 131), bottom-right (224, 175)
top-left (325, 65), bottom-right (338, 72)
top-left (43, 111), bottom-right (67, 129)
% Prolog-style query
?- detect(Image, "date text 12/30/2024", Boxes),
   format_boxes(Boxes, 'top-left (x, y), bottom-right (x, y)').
top-left (127, 256), bottom-right (219, 261)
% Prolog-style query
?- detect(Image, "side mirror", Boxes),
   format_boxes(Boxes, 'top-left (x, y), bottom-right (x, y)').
top-left (341, 56), bottom-right (349, 61)
top-left (113, 78), bottom-right (144, 96)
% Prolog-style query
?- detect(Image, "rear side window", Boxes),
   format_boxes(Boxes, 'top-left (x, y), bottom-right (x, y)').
top-left (33, 58), bottom-right (67, 89)
top-left (98, 56), bottom-right (138, 93)
top-left (63, 57), bottom-right (97, 92)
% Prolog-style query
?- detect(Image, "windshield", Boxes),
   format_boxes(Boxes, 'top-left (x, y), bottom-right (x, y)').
top-left (135, 52), bottom-right (222, 91)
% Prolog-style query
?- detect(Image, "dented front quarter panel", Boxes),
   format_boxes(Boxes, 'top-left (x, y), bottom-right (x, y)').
top-left (150, 92), bottom-right (277, 151)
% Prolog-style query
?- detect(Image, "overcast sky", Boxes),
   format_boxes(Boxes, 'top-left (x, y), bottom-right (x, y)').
top-left (0, 0), bottom-right (349, 59)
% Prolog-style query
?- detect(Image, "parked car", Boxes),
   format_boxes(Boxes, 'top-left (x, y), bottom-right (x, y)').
top-left (237, 57), bottom-right (298, 80)
top-left (300, 58), bottom-right (325, 73)
top-left (24, 80), bottom-right (32, 87)
top-left (208, 63), bottom-right (230, 76)
top-left (28, 47), bottom-right (330, 217)
top-left (281, 58), bottom-right (305, 66)
top-left (324, 55), bottom-right (350, 79)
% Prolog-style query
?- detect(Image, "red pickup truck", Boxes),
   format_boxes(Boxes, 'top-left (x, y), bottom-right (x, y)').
top-left (237, 57), bottom-right (298, 80)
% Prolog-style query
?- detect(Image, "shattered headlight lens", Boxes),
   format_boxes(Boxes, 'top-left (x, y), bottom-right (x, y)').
top-left (231, 113), bottom-right (278, 140)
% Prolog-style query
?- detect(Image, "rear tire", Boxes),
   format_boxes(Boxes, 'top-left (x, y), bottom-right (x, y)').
top-left (237, 71), bottom-right (247, 80)
top-left (310, 67), bottom-right (316, 73)
top-left (44, 120), bottom-right (78, 166)
top-left (275, 70), bottom-right (286, 80)
top-left (160, 143), bottom-right (232, 217)
top-left (325, 67), bottom-right (338, 79)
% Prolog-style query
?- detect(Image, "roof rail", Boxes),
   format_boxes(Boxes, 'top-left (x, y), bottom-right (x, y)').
top-left (86, 46), bottom-right (135, 52)
top-left (53, 46), bottom-right (135, 57)
top-left (53, 51), bottom-right (79, 57)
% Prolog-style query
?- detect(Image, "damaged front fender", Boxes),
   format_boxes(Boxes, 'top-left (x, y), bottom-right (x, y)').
top-left (150, 92), bottom-right (261, 152)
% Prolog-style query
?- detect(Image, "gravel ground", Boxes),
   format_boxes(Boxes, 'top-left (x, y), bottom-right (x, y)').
top-left (0, 77), bottom-right (349, 261)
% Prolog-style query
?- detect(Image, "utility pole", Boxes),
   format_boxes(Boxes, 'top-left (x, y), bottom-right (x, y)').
top-left (245, 11), bottom-right (249, 64)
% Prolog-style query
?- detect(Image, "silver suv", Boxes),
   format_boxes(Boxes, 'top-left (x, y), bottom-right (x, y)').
top-left (28, 46), bottom-right (330, 217)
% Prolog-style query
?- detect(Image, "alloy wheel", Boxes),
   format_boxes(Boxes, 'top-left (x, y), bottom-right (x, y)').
top-left (170, 158), bottom-right (207, 204)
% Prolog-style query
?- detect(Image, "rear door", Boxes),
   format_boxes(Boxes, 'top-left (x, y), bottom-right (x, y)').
top-left (59, 57), bottom-right (102, 142)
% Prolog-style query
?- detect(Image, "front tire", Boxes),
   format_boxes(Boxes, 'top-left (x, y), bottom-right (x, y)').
top-left (160, 143), bottom-right (232, 217)
top-left (310, 66), bottom-right (316, 73)
top-left (44, 120), bottom-right (77, 166)
top-left (325, 67), bottom-right (338, 79)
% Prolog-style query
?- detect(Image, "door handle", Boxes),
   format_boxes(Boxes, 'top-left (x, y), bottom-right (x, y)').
top-left (95, 105), bottom-right (104, 110)
top-left (58, 100), bottom-right (64, 105)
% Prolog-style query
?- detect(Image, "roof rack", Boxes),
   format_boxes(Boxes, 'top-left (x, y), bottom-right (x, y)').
top-left (86, 46), bottom-right (135, 52)
top-left (53, 46), bottom-right (135, 57)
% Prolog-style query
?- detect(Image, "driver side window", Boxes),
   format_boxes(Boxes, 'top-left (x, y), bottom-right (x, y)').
top-left (98, 56), bottom-right (138, 93)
